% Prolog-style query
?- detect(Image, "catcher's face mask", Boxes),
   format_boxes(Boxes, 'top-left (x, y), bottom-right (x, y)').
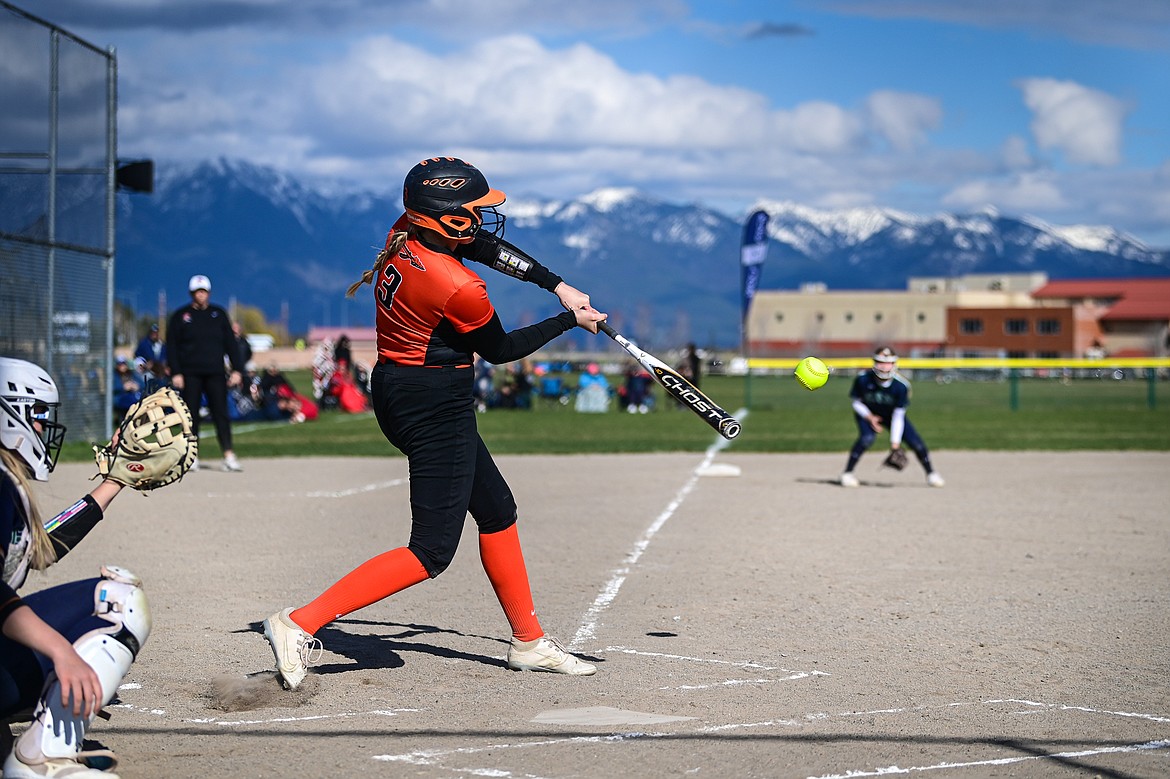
top-left (872, 347), bottom-right (898, 380)
top-left (873, 360), bottom-right (896, 380)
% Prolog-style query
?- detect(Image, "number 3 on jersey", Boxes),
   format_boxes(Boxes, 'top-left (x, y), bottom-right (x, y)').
top-left (377, 266), bottom-right (403, 311)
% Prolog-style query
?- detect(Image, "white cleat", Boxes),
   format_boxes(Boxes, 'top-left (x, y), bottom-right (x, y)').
top-left (222, 453), bottom-right (243, 472)
top-left (839, 472), bottom-right (860, 488)
top-left (927, 472), bottom-right (946, 488)
top-left (3, 750), bottom-right (119, 778)
top-left (262, 608), bottom-right (322, 690)
top-left (507, 636), bottom-right (596, 675)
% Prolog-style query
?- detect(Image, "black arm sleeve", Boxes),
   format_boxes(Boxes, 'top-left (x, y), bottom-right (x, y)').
top-left (43, 495), bottom-right (104, 560)
top-left (0, 580), bottom-right (25, 626)
top-left (459, 234), bottom-right (565, 293)
top-left (0, 582), bottom-right (25, 627)
top-left (465, 311), bottom-right (577, 365)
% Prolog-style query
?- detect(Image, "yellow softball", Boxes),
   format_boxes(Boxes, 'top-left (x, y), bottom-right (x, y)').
top-left (794, 356), bottom-right (829, 390)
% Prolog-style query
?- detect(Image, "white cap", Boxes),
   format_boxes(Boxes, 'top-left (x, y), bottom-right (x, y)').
top-left (189, 274), bottom-right (211, 292)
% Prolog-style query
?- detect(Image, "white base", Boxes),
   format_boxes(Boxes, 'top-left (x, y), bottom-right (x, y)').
top-left (695, 463), bottom-right (742, 478)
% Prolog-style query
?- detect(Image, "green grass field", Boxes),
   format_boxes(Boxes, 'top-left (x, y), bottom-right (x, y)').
top-left (60, 370), bottom-right (1170, 462)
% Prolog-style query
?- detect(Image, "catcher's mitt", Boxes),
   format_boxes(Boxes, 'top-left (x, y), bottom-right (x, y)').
top-left (882, 447), bottom-right (909, 471)
top-left (94, 387), bottom-right (198, 491)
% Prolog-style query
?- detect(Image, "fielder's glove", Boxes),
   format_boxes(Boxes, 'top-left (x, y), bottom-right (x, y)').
top-left (882, 447), bottom-right (909, 471)
top-left (94, 387), bottom-right (198, 491)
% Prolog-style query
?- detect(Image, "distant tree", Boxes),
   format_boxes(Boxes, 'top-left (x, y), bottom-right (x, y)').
top-left (114, 300), bottom-right (138, 346)
top-left (232, 302), bottom-right (290, 346)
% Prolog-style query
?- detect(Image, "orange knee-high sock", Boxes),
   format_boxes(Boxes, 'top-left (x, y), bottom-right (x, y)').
top-left (290, 547), bottom-right (429, 635)
top-left (479, 524), bottom-right (543, 642)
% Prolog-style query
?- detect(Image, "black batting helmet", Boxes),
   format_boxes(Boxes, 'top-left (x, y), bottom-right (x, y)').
top-left (402, 157), bottom-right (506, 241)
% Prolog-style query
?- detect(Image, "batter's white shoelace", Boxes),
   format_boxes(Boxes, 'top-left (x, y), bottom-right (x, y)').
top-left (299, 635), bottom-right (324, 666)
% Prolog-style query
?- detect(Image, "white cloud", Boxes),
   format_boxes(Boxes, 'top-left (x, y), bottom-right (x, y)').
top-left (779, 101), bottom-right (865, 154)
top-left (999, 135), bottom-right (1033, 170)
top-left (99, 29), bottom-right (1166, 244)
top-left (1016, 78), bottom-right (1128, 166)
top-left (305, 35), bottom-right (781, 152)
top-left (293, 33), bottom-right (881, 169)
top-left (942, 171), bottom-right (1068, 212)
top-left (864, 91), bottom-right (942, 151)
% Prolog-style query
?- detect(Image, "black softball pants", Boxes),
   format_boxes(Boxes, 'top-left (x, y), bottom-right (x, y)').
top-left (371, 363), bottom-right (517, 577)
top-left (180, 371), bottom-right (232, 452)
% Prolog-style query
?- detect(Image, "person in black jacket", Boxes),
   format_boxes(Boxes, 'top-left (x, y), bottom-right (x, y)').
top-left (167, 274), bottom-right (246, 472)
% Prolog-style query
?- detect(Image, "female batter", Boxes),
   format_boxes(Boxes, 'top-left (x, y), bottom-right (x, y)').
top-left (1, 357), bottom-right (151, 778)
top-left (263, 157), bottom-right (606, 689)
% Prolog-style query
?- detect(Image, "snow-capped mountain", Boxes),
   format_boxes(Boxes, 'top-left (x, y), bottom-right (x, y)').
top-left (112, 159), bottom-right (1170, 347)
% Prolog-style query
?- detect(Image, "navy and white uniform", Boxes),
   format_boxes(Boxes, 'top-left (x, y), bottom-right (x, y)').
top-left (0, 462), bottom-right (124, 717)
top-left (843, 369), bottom-right (936, 475)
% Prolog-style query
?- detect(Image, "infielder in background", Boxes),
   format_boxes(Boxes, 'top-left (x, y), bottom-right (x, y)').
top-left (167, 274), bottom-right (246, 472)
top-left (839, 347), bottom-right (945, 488)
top-left (0, 358), bottom-right (151, 779)
top-left (262, 156), bottom-right (606, 689)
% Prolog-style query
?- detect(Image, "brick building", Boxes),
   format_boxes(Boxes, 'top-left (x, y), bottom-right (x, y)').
top-left (747, 274), bottom-right (1170, 359)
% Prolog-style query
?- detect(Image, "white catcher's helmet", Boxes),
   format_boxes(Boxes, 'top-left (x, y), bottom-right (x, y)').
top-left (0, 357), bottom-right (67, 481)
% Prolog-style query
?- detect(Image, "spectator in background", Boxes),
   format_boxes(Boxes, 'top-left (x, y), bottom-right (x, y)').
top-left (133, 323), bottom-right (167, 383)
top-left (622, 363), bottom-right (652, 414)
top-left (473, 356), bottom-right (495, 412)
top-left (112, 356), bottom-right (144, 419)
top-left (274, 383), bottom-right (319, 423)
top-left (257, 364), bottom-right (319, 422)
top-left (233, 322), bottom-right (254, 372)
top-left (229, 369), bottom-right (262, 422)
top-left (167, 274), bottom-right (247, 472)
top-left (668, 343), bottom-right (702, 412)
top-left (333, 334), bottom-right (353, 372)
top-left (323, 365), bottom-right (370, 414)
top-left (679, 342), bottom-right (701, 389)
top-left (497, 361), bottom-right (534, 409)
top-left (574, 362), bottom-right (610, 413)
top-left (259, 363), bottom-right (291, 398)
top-left (332, 333), bottom-right (363, 390)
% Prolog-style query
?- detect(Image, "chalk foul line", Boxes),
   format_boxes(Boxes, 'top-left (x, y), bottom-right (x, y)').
top-left (569, 410), bottom-right (747, 651)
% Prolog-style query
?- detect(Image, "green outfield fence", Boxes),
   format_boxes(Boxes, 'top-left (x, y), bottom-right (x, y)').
top-left (746, 358), bottom-right (1170, 411)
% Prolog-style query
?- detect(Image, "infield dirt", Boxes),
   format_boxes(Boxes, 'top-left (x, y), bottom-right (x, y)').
top-left (22, 451), bottom-right (1170, 778)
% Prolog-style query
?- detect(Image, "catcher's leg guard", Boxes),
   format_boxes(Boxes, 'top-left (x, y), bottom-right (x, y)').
top-left (92, 566), bottom-right (151, 658)
top-left (6, 569), bottom-right (149, 777)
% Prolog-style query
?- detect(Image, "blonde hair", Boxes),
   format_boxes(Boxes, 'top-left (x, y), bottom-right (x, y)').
top-left (347, 231), bottom-right (408, 298)
top-left (0, 448), bottom-right (56, 571)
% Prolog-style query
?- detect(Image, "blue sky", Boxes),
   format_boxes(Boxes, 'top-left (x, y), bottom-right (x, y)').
top-left (39, 0), bottom-right (1170, 245)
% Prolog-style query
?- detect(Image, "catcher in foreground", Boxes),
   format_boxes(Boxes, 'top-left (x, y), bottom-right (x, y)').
top-left (837, 346), bottom-right (945, 488)
top-left (0, 362), bottom-right (195, 779)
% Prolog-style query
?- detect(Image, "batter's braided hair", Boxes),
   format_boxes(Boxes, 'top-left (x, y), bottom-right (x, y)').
top-left (347, 231), bottom-right (408, 298)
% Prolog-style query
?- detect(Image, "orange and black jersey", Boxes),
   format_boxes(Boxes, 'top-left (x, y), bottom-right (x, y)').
top-left (374, 227), bottom-right (575, 368)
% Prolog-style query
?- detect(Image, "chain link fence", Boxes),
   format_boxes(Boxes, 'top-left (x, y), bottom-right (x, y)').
top-left (1, 2), bottom-right (116, 442)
